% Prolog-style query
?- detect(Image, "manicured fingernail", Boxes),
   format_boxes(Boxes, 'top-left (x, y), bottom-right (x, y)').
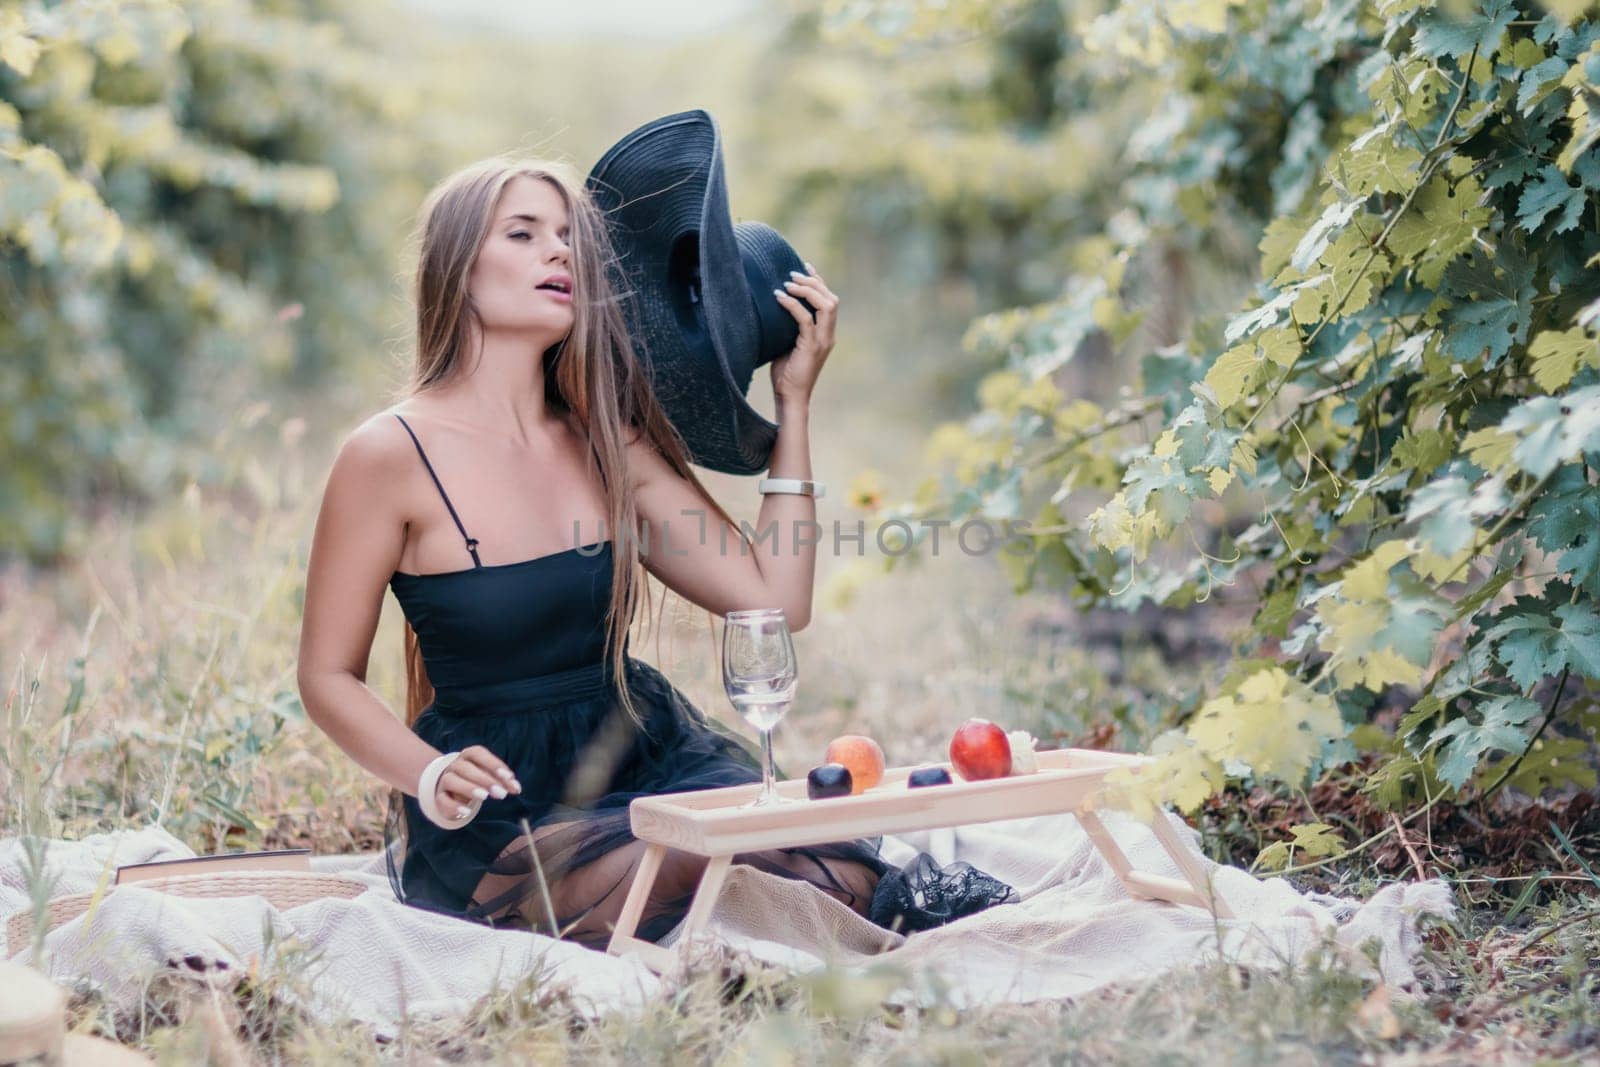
top-left (510, 779), bottom-right (522, 793)
top-left (490, 785), bottom-right (507, 799)
top-left (789, 270), bottom-right (804, 279)
top-left (471, 787), bottom-right (489, 800)
top-left (772, 288), bottom-right (784, 297)
top-left (805, 261), bottom-right (816, 274)
top-left (496, 768), bottom-right (514, 780)
top-left (455, 806), bottom-right (471, 818)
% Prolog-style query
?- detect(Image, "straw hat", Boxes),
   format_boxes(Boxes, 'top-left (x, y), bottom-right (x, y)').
top-left (586, 108), bottom-right (818, 476)
top-left (0, 960), bottom-right (151, 1065)
top-left (5, 870), bottom-right (368, 958)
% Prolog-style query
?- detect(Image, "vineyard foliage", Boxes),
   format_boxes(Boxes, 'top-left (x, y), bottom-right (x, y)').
top-left (0, 0), bottom-right (418, 559)
top-left (835, 0), bottom-right (1600, 834)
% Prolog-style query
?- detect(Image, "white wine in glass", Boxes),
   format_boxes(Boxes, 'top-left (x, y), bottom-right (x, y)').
top-left (722, 608), bottom-right (797, 807)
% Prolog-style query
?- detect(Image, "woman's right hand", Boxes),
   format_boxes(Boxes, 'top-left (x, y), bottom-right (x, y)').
top-left (434, 745), bottom-right (522, 812)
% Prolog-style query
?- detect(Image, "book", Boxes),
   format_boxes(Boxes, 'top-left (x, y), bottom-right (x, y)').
top-left (114, 848), bottom-right (312, 884)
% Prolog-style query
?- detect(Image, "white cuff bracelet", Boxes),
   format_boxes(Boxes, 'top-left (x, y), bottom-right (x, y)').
top-left (417, 750), bottom-right (481, 830)
top-left (757, 477), bottom-right (825, 499)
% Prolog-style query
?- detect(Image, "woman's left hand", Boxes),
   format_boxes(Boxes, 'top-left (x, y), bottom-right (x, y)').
top-left (770, 263), bottom-right (839, 405)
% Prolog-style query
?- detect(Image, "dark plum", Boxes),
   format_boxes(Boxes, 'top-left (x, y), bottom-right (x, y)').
top-left (907, 766), bottom-right (953, 788)
top-left (806, 762), bottom-right (854, 800)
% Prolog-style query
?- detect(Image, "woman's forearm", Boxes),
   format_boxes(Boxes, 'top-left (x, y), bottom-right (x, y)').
top-left (753, 393), bottom-right (818, 629)
top-left (298, 670), bottom-right (441, 795)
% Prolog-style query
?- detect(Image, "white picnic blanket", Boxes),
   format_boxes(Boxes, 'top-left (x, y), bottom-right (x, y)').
top-left (0, 812), bottom-right (1454, 1033)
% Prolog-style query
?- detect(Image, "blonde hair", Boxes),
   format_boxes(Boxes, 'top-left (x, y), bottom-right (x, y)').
top-left (395, 156), bottom-right (742, 728)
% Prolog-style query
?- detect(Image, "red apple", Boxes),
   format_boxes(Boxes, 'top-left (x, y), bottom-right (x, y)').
top-left (948, 718), bottom-right (1012, 781)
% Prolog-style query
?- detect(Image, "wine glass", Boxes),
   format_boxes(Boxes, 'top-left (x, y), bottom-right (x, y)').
top-left (722, 608), bottom-right (798, 808)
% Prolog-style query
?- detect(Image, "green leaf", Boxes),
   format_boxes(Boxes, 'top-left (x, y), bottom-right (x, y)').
top-left (1508, 37), bottom-right (1546, 71)
top-left (1231, 436), bottom-right (1258, 476)
top-left (1387, 171), bottom-right (1490, 288)
top-left (1518, 55), bottom-right (1570, 113)
top-left (1408, 471), bottom-right (1508, 554)
top-left (1500, 385), bottom-right (1600, 477)
top-left (1257, 822), bottom-right (1346, 870)
top-left (1254, 586), bottom-right (1298, 638)
top-left (1290, 199), bottom-right (1362, 272)
top-left (1324, 226), bottom-right (1391, 317)
top-left (1488, 602), bottom-right (1600, 690)
top-left (1187, 667), bottom-right (1343, 782)
top-left (1525, 473), bottom-right (1600, 597)
top-left (1260, 213), bottom-right (1306, 283)
top-left (1393, 427), bottom-right (1455, 476)
top-left (1204, 342), bottom-right (1265, 407)
top-left (1414, 0), bottom-right (1517, 61)
top-left (1362, 753), bottom-right (1430, 810)
top-left (1517, 167), bottom-right (1586, 233)
top-left (1484, 108), bottom-right (1557, 190)
top-left (1336, 137), bottom-right (1424, 198)
top-left (1224, 287), bottom-right (1299, 343)
top-left (1495, 736), bottom-right (1599, 795)
top-left (1429, 694), bottom-right (1540, 788)
top-left (1526, 327), bottom-right (1600, 391)
top-left (1255, 841), bottom-right (1293, 870)
top-left (1260, 327), bottom-right (1302, 368)
top-left (1319, 566), bottom-right (1449, 692)
top-left (1440, 241), bottom-right (1536, 367)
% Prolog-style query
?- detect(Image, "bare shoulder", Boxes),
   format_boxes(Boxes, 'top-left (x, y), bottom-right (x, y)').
top-left (336, 409), bottom-right (413, 479)
top-left (299, 408), bottom-right (417, 682)
top-left (318, 407), bottom-right (425, 519)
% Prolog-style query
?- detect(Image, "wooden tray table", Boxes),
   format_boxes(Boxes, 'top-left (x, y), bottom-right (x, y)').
top-left (607, 747), bottom-right (1233, 970)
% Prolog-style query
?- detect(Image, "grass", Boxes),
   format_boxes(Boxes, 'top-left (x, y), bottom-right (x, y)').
top-left (44, 900), bottom-right (1599, 1063)
top-left (3, 398), bottom-right (1597, 1064)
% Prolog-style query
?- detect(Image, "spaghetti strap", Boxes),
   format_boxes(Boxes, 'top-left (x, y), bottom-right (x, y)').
top-left (393, 413), bottom-right (483, 569)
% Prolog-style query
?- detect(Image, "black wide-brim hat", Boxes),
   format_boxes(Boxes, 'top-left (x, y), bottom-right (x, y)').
top-left (586, 109), bottom-right (814, 476)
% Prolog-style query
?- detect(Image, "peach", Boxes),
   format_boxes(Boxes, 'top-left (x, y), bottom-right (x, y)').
top-left (824, 734), bottom-right (886, 794)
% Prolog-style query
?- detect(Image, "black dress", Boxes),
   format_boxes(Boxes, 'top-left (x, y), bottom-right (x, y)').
top-left (382, 413), bottom-right (888, 948)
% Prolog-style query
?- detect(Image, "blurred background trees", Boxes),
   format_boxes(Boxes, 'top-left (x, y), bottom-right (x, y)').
top-left (1, 0), bottom-right (426, 558)
top-left (751, 0), bottom-right (1169, 414)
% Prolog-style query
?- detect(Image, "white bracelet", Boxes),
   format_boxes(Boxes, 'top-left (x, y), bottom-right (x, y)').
top-left (758, 477), bottom-right (826, 499)
top-left (416, 751), bottom-right (481, 830)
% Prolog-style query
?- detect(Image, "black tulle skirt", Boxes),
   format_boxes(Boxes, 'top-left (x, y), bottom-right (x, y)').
top-left (384, 655), bottom-right (888, 948)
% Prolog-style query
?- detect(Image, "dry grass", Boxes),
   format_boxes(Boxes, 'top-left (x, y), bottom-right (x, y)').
top-left (41, 905), bottom-right (1600, 1064)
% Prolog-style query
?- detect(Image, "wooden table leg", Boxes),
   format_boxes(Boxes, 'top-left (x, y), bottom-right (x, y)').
top-left (1079, 808), bottom-right (1233, 920)
top-left (607, 843), bottom-right (669, 967)
top-left (678, 854), bottom-right (732, 945)
top-left (1077, 808), bottom-right (1134, 877)
top-left (1148, 809), bottom-right (1234, 920)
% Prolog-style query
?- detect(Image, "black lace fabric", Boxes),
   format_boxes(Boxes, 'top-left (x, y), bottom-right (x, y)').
top-left (385, 796), bottom-right (885, 947)
top-left (868, 851), bottom-right (1019, 935)
top-left (385, 656), bottom-right (889, 948)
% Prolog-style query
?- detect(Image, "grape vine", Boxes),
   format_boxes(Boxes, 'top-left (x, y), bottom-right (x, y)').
top-left (851, 0), bottom-right (1600, 852)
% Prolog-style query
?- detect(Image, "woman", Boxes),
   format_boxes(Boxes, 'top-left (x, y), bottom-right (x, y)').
top-left (295, 155), bottom-right (886, 948)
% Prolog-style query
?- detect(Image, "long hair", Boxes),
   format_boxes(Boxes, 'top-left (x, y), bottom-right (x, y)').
top-left (394, 156), bottom-right (743, 729)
